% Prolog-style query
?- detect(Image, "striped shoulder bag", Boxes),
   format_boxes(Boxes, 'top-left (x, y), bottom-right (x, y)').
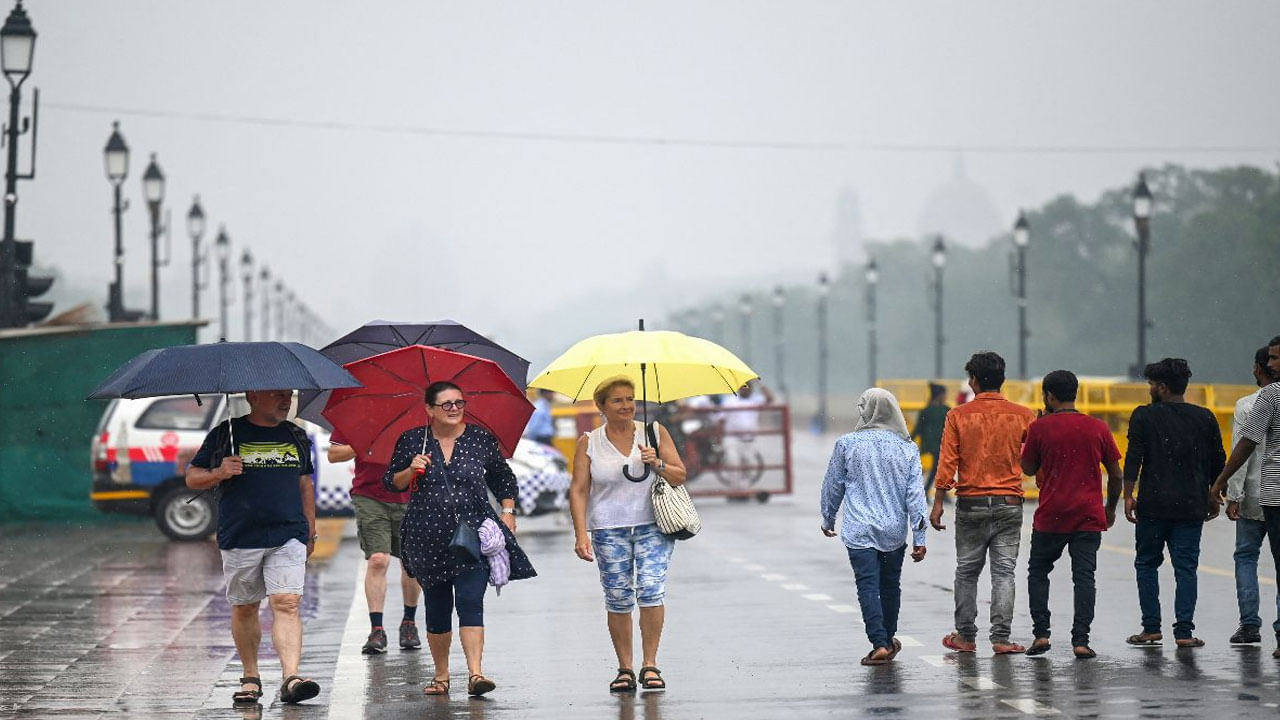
top-left (646, 422), bottom-right (701, 540)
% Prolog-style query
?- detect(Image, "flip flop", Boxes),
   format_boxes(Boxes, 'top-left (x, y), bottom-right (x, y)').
top-left (1025, 639), bottom-right (1051, 656)
top-left (860, 649), bottom-right (890, 666)
top-left (992, 642), bottom-right (1026, 655)
top-left (279, 676), bottom-right (320, 704)
top-left (1073, 646), bottom-right (1097, 659)
top-left (942, 633), bottom-right (976, 653)
top-left (885, 638), bottom-right (903, 662)
top-left (1175, 637), bottom-right (1205, 648)
top-left (1126, 633), bottom-right (1162, 646)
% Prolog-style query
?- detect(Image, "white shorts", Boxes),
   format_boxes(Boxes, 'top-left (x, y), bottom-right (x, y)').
top-left (221, 539), bottom-right (307, 605)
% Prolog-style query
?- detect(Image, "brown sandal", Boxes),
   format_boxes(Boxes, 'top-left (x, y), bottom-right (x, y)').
top-left (468, 674), bottom-right (496, 696)
top-left (232, 676), bottom-right (262, 705)
top-left (609, 668), bottom-right (637, 693)
top-left (423, 678), bottom-right (450, 696)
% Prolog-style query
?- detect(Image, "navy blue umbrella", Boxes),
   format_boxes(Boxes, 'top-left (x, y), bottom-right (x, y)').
top-left (87, 341), bottom-right (361, 399)
top-left (296, 319), bottom-right (529, 428)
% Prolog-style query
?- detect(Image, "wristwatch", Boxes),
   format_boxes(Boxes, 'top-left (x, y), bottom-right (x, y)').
top-left (309, 534), bottom-right (319, 542)
top-left (501, 508), bottom-right (515, 515)
top-left (658, 460), bottom-right (666, 473)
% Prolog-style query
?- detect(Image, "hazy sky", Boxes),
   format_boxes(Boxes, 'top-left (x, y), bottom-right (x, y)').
top-left (20, 1), bottom-right (1280, 369)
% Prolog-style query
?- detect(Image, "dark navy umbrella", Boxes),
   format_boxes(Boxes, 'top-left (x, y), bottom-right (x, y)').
top-left (296, 319), bottom-right (529, 427)
top-left (87, 341), bottom-right (361, 399)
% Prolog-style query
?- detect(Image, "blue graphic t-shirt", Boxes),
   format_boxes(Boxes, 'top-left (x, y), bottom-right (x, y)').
top-left (191, 416), bottom-right (314, 550)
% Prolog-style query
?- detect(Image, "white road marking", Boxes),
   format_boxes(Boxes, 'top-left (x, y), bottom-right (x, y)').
top-left (961, 676), bottom-right (1004, 690)
top-left (743, 563), bottom-right (767, 571)
top-left (826, 604), bottom-right (857, 613)
top-left (919, 655), bottom-right (947, 667)
top-left (1000, 698), bottom-right (1061, 715)
top-left (727, 556), bottom-right (746, 563)
top-left (780, 583), bottom-right (809, 591)
top-left (801, 593), bottom-right (833, 602)
top-left (760, 573), bottom-right (787, 582)
top-left (896, 635), bottom-right (922, 647)
top-left (325, 557), bottom-right (368, 720)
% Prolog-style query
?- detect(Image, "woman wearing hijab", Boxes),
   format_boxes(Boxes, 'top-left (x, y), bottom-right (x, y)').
top-left (820, 388), bottom-right (929, 665)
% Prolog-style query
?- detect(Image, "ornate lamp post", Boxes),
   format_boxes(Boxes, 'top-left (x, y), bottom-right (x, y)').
top-left (814, 272), bottom-right (830, 433)
top-left (1013, 212), bottom-right (1030, 379)
top-left (1132, 173), bottom-right (1152, 376)
top-left (259, 266), bottom-right (270, 340)
top-left (214, 225), bottom-right (230, 340)
top-left (738, 293), bottom-right (752, 364)
top-left (239, 249), bottom-right (253, 341)
top-left (0, 0), bottom-right (35, 327)
top-left (186, 195), bottom-right (206, 319)
top-left (930, 236), bottom-right (947, 379)
top-left (103, 122), bottom-right (130, 321)
top-left (865, 258), bottom-right (879, 389)
top-left (772, 285), bottom-right (786, 396)
top-left (141, 153), bottom-right (166, 320)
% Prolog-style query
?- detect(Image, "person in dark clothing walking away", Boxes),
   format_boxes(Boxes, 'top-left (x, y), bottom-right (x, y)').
top-left (912, 383), bottom-right (950, 496)
top-left (1211, 336), bottom-right (1280, 656)
top-left (1124, 358), bottom-right (1225, 648)
top-left (1021, 370), bottom-right (1123, 659)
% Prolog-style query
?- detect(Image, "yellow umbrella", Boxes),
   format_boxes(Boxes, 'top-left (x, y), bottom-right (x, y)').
top-left (529, 327), bottom-right (758, 403)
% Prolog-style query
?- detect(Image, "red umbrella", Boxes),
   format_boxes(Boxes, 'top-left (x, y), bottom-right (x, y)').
top-left (322, 345), bottom-right (534, 463)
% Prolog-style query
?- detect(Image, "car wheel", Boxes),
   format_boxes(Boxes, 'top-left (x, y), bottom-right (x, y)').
top-left (154, 487), bottom-right (216, 541)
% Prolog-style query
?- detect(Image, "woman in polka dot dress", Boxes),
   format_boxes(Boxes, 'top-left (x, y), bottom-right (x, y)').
top-left (385, 381), bottom-right (536, 697)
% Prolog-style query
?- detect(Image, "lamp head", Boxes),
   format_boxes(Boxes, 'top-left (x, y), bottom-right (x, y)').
top-left (0, 1), bottom-right (36, 88)
top-left (1013, 212), bottom-right (1029, 248)
top-left (103, 121), bottom-right (129, 184)
top-left (931, 236), bottom-right (947, 268)
top-left (1133, 173), bottom-right (1152, 220)
top-left (142, 153), bottom-right (165, 205)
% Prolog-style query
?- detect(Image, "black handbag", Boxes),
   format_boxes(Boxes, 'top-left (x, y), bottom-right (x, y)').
top-left (433, 433), bottom-right (483, 563)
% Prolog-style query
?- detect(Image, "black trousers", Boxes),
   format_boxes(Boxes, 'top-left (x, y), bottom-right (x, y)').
top-left (1027, 529), bottom-right (1101, 646)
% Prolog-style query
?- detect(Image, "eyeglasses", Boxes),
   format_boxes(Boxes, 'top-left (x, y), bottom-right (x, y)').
top-left (431, 400), bottom-right (467, 411)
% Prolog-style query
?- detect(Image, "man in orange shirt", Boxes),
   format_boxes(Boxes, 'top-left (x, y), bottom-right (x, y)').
top-left (930, 352), bottom-right (1035, 654)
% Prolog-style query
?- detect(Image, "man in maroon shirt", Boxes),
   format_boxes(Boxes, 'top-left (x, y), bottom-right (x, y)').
top-left (329, 432), bottom-right (422, 653)
top-left (1020, 370), bottom-right (1123, 659)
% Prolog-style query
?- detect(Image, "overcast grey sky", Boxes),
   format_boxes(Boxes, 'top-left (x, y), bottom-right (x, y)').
top-left (20, 1), bottom-right (1280, 368)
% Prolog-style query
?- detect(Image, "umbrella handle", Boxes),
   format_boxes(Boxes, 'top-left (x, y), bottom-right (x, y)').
top-left (622, 464), bottom-right (651, 483)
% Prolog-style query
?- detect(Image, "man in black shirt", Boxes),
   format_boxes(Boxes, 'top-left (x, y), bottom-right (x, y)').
top-left (1122, 359), bottom-right (1225, 648)
top-left (187, 389), bottom-right (321, 705)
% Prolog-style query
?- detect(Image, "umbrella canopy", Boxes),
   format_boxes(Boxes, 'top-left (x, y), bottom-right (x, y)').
top-left (296, 319), bottom-right (529, 427)
top-left (528, 329), bottom-right (758, 403)
top-left (322, 345), bottom-right (533, 463)
top-left (87, 341), bottom-right (361, 399)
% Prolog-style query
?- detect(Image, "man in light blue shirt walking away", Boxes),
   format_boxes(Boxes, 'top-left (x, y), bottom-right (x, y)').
top-left (821, 388), bottom-right (929, 666)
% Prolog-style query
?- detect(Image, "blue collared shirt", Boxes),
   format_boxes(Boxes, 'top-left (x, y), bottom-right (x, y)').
top-left (525, 397), bottom-right (555, 439)
top-left (821, 429), bottom-right (928, 551)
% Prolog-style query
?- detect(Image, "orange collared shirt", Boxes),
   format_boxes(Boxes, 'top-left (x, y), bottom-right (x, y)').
top-left (934, 392), bottom-right (1035, 497)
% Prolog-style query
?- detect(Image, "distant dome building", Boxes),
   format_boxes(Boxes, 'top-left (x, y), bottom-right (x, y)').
top-left (916, 157), bottom-right (1003, 249)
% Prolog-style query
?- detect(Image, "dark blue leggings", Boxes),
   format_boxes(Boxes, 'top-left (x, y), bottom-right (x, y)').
top-left (422, 565), bottom-right (488, 634)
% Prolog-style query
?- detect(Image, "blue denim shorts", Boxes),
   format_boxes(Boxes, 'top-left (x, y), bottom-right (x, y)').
top-left (591, 523), bottom-right (675, 613)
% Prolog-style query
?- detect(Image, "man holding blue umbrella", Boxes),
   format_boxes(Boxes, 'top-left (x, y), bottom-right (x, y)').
top-left (186, 389), bottom-right (323, 706)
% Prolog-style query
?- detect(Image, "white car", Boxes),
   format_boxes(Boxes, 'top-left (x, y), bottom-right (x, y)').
top-left (90, 395), bottom-right (571, 540)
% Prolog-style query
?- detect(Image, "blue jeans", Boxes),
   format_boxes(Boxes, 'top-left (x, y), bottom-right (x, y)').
top-left (1234, 517), bottom-right (1278, 632)
top-left (1134, 518), bottom-right (1203, 639)
top-left (592, 523), bottom-right (675, 613)
top-left (846, 545), bottom-right (906, 650)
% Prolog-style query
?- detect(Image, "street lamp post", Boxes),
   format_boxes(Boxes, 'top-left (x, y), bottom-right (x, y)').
top-left (814, 272), bottom-right (830, 433)
top-left (214, 226), bottom-right (229, 340)
top-left (142, 153), bottom-right (166, 320)
top-left (771, 285), bottom-right (786, 397)
top-left (738, 293), bottom-right (752, 364)
top-left (931, 236), bottom-right (947, 379)
top-left (1132, 173), bottom-right (1152, 376)
top-left (1013, 213), bottom-right (1030, 379)
top-left (103, 122), bottom-right (129, 321)
top-left (865, 259), bottom-right (879, 389)
top-left (0, 0), bottom-right (35, 328)
top-left (186, 195), bottom-right (205, 319)
top-left (240, 249), bottom-right (253, 341)
top-left (259, 266), bottom-right (270, 340)
top-left (273, 279), bottom-right (284, 340)
top-left (710, 304), bottom-right (725, 345)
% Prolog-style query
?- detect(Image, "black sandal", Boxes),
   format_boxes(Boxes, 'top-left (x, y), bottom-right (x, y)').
top-left (280, 675), bottom-right (320, 704)
top-left (232, 676), bottom-right (262, 705)
top-left (1026, 638), bottom-right (1052, 656)
top-left (609, 668), bottom-right (637, 693)
top-left (639, 666), bottom-right (666, 691)
top-left (468, 674), bottom-right (496, 697)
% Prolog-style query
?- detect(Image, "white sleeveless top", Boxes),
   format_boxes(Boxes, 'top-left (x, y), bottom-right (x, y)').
top-left (585, 421), bottom-right (658, 530)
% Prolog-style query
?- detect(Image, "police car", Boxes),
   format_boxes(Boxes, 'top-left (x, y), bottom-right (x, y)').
top-left (91, 395), bottom-right (571, 541)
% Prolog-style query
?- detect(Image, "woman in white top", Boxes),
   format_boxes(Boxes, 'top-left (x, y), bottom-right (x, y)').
top-left (570, 376), bottom-right (687, 693)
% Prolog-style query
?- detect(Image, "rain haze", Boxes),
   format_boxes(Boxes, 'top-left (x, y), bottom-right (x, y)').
top-left (21, 1), bottom-right (1280, 371)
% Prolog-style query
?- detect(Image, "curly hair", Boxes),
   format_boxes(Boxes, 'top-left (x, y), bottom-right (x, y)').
top-left (1143, 358), bottom-right (1192, 395)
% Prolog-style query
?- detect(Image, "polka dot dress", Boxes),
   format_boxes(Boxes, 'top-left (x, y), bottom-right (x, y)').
top-left (384, 424), bottom-right (537, 589)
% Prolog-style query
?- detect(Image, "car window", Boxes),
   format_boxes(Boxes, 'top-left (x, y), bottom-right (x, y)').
top-left (135, 397), bottom-right (220, 431)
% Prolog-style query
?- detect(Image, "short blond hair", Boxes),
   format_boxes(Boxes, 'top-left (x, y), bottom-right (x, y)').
top-left (593, 375), bottom-right (635, 408)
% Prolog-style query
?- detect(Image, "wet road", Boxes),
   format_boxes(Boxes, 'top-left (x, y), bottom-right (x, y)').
top-left (3, 431), bottom-right (1280, 719)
